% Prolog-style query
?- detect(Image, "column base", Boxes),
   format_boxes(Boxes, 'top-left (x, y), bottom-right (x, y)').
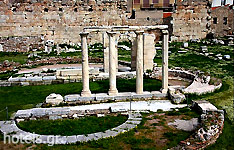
top-left (136, 90), bottom-right (143, 94)
top-left (81, 90), bottom-right (92, 97)
top-left (160, 88), bottom-right (168, 94)
top-left (108, 89), bottom-right (118, 96)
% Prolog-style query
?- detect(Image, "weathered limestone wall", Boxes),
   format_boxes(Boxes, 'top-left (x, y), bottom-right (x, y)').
top-left (0, 36), bottom-right (43, 52)
top-left (210, 6), bottom-right (234, 37)
top-left (0, 0), bottom-right (164, 52)
top-left (171, 2), bottom-right (211, 41)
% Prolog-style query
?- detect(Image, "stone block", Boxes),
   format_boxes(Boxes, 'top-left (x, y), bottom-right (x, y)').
top-left (132, 92), bottom-right (152, 99)
top-left (46, 93), bottom-right (64, 105)
top-left (115, 92), bottom-right (132, 101)
top-left (95, 93), bottom-right (114, 101)
top-left (64, 94), bottom-right (80, 102)
top-left (94, 132), bottom-right (104, 139)
top-left (78, 96), bottom-right (95, 102)
top-left (76, 135), bottom-right (87, 142)
top-left (151, 91), bottom-right (167, 98)
top-left (126, 120), bottom-right (141, 125)
top-left (15, 110), bottom-right (32, 118)
top-left (32, 108), bottom-right (46, 117)
top-left (168, 88), bottom-right (185, 104)
top-left (49, 115), bottom-right (62, 120)
top-left (56, 136), bottom-right (68, 144)
top-left (104, 130), bottom-right (119, 137)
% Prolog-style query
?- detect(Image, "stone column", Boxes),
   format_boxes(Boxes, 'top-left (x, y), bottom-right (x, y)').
top-left (131, 37), bottom-right (137, 71)
top-left (108, 31), bottom-right (118, 96)
top-left (80, 32), bottom-right (91, 97)
top-left (103, 32), bottom-right (109, 73)
top-left (135, 30), bottom-right (144, 94)
top-left (161, 30), bottom-right (169, 94)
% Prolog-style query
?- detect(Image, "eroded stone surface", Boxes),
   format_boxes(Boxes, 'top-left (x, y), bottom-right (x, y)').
top-left (168, 118), bottom-right (199, 131)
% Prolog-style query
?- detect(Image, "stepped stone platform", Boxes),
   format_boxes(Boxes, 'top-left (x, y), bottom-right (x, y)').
top-left (63, 91), bottom-right (167, 104)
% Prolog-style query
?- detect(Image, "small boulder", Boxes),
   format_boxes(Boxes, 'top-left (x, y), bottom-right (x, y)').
top-left (168, 88), bottom-right (186, 104)
top-left (46, 93), bottom-right (63, 105)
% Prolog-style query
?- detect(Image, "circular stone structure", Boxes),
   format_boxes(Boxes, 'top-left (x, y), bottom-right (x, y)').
top-left (0, 100), bottom-right (187, 145)
top-left (0, 112), bottom-right (142, 144)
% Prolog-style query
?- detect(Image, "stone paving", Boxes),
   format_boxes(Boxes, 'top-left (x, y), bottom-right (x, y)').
top-left (168, 118), bottom-right (199, 131)
top-left (0, 112), bottom-right (142, 145)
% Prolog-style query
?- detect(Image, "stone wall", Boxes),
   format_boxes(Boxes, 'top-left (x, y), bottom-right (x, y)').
top-left (0, 0), bottom-right (233, 49)
top-left (171, 0), bottom-right (211, 41)
top-left (210, 5), bottom-right (234, 37)
top-left (0, 36), bottom-right (43, 52)
top-left (171, 0), bottom-right (234, 41)
top-left (172, 100), bottom-right (225, 150)
top-left (0, 0), bottom-right (164, 52)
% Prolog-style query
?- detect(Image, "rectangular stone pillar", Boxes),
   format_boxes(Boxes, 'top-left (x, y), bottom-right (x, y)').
top-left (161, 30), bottom-right (169, 94)
top-left (131, 37), bottom-right (137, 71)
top-left (103, 32), bottom-right (109, 73)
top-left (107, 31), bottom-right (118, 96)
top-left (143, 33), bottom-right (156, 71)
top-left (80, 32), bottom-right (92, 97)
top-left (135, 31), bottom-right (144, 94)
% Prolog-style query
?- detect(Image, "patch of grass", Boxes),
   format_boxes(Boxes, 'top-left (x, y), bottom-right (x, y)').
top-left (165, 107), bottom-right (200, 118)
top-left (163, 131), bottom-right (191, 149)
top-left (0, 52), bottom-right (28, 64)
top-left (118, 41), bottom-right (132, 48)
top-left (17, 115), bottom-right (128, 136)
top-left (0, 70), bottom-right (18, 80)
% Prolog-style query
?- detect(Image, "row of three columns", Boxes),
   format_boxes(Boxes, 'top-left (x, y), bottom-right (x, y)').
top-left (80, 31), bottom-right (145, 97)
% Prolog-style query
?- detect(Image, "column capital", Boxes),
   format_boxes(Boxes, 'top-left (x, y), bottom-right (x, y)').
top-left (107, 31), bottom-right (117, 36)
top-left (134, 30), bottom-right (144, 35)
top-left (162, 30), bottom-right (169, 35)
top-left (80, 32), bottom-right (89, 36)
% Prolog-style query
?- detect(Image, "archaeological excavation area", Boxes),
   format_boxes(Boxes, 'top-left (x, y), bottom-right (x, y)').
top-left (0, 0), bottom-right (233, 149)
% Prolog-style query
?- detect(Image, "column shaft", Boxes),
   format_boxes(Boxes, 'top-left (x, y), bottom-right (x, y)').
top-left (103, 32), bottom-right (109, 73)
top-left (80, 32), bottom-right (91, 97)
top-left (135, 31), bottom-right (144, 94)
top-left (108, 32), bottom-right (118, 96)
top-left (161, 30), bottom-right (169, 93)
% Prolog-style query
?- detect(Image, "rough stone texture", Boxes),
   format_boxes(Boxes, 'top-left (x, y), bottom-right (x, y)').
top-left (45, 93), bottom-right (63, 105)
top-left (192, 100), bottom-right (217, 113)
top-left (0, 0), bottom-right (164, 52)
top-left (183, 77), bottom-right (222, 95)
top-left (172, 101), bottom-right (225, 150)
top-left (168, 87), bottom-right (186, 104)
top-left (172, 1), bottom-right (210, 41)
top-left (168, 118), bottom-right (199, 131)
top-left (210, 5), bottom-right (234, 37)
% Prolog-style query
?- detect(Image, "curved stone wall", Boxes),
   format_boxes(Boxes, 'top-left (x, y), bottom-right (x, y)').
top-left (0, 113), bottom-right (142, 144)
